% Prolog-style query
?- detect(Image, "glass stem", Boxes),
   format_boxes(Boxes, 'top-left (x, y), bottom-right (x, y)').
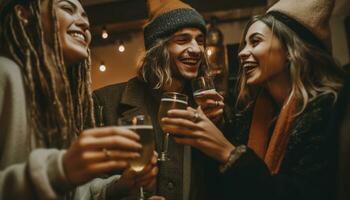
top-left (140, 186), bottom-right (145, 200)
top-left (160, 133), bottom-right (170, 161)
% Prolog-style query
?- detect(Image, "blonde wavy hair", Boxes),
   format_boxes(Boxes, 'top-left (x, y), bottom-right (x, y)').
top-left (236, 15), bottom-right (344, 115)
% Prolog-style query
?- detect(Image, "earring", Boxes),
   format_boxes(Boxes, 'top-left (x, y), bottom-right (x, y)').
top-left (16, 9), bottom-right (29, 25)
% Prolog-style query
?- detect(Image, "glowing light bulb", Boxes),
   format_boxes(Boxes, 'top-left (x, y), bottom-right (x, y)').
top-left (102, 28), bottom-right (108, 39)
top-left (207, 49), bottom-right (212, 56)
top-left (99, 63), bottom-right (106, 72)
top-left (118, 44), bottom-right (125, 52)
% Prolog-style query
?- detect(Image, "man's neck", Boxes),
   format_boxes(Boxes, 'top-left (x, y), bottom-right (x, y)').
top-left (164, 78), bottom-right (185, 93)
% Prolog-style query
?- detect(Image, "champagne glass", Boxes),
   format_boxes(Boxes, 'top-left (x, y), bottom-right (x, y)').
top-left (118, 115), bottom-right (154, 200)
top-left (192, 76), bottom-right (216, 106)
top-left (158, 92), bottom-right (188, 161)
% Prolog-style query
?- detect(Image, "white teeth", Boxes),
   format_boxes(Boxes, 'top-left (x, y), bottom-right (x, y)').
top-left (243, 63), bottom-right (257, 68)
top-left (70, 32), bottom-right (85, 41)
top-left (182, 59), bottom-right (198, 64)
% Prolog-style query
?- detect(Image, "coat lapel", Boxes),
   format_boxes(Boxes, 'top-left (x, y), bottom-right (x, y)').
top-left (119, 79), bottom-right (163, 152)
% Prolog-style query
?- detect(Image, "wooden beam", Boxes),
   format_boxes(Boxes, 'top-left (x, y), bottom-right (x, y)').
top-left (184, 0), bottom-right (267, 13)
top-left (85, 0), bottom-right (266, 27)
top-left (85, 0), bottom-right (148, 27)
top-left (86, 0), bottom-right (268, 46)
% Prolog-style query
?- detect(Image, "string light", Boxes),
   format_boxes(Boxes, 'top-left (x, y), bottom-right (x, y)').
top-left (117, 40), bottom-right (125, 52)
top-left (99, 62), bottom-right (106, 72)
top-left (207, 49), bottom-right (213, 56)
top-left (101, 26), bottom-right (108, 39)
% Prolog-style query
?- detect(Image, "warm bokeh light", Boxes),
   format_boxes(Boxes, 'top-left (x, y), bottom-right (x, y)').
top-left (99, 63), bottom-right (106, 72)
top-left (207, 49), bottom-right (213, 56)
top-left (118, 43), bottom-right (125, 52)
top-left (102, 29), bottom-right (108, 39)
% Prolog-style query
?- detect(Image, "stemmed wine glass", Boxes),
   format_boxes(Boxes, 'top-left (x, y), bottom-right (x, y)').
top-left (118, 115), bottom-right (155, 200)
top-left (157, 92), bottom-right (188, 161)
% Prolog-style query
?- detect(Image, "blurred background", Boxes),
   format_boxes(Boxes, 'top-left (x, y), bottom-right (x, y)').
top-left (83, 0), bottom-right (350, 93)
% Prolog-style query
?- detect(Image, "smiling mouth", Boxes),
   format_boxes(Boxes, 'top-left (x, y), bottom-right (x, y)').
top-left (243, 63), bottom-right (257, 75)
top-left (68, 31), bottom-right (87, 45)
top-left (180, 58), bottom-right (200, 67)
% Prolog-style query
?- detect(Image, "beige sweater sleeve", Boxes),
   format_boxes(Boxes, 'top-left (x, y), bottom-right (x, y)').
top-left (0, 56), bottom-right (72, 199)
top-left (0, 57), bottom-right (121, 200)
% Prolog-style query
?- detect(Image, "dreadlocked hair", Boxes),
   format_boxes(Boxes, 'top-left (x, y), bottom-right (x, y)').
top-left (0, 0), bottom-right (95, 148)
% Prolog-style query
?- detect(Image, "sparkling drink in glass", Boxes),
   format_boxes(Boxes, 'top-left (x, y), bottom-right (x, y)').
top-left (128, 125), bottom-right (154, 172)
top-left (158, 92), bottom-right (188, 161)
top-left (118, 115), bottom-right (154, 200)
top-left (192, 76), bottom-right (216, 106)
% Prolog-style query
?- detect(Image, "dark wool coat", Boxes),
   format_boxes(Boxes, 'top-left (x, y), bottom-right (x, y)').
top-left (331, 77), bottom-right (350, 200)
top-left (205, 94), bottom-right (337, 200)
top-left (92, 77), bottom-right (206, 200)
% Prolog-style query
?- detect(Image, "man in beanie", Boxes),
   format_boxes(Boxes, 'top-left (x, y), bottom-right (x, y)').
top-left (157, 0), bottom-right (344, 200)
top-left (93, 0), bottom-right (224, 199)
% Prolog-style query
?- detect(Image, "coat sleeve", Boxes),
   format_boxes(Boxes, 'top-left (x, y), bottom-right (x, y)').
top-left (214, 96), bottom-right (336, 200)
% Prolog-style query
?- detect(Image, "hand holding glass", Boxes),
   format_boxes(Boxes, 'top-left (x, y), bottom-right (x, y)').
top-left (158, 92), bottom-right (188, 161)
top-left (192, 76), bottom-right (216, 106)
top-left (118, 115), bottom-right (154, 200)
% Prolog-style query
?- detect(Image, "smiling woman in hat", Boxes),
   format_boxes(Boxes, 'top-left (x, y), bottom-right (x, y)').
top-left (0, 0), bottom-right (158, 199)
top-left (161, 0), bottom-right (345, 199)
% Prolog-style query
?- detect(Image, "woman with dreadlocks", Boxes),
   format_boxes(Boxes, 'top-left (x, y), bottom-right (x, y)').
top-left (0, 0), bottom-right (158, 199)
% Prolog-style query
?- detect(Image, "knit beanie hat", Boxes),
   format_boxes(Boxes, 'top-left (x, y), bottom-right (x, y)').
top-left (143, 0), bottom-right (206, 50)
top-left (267, 0), bottom-right (335, 52)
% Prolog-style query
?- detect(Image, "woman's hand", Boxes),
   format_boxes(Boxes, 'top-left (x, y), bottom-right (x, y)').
top-left (116, 151), bottom-right (158, 190)
top-left (193, 90), bottom-right (224, 122)
top-left (162, 107), bottom-right (234, 163)
top-left (134, 152), bottom-right (158, 190)
top-left (63, 126), bottom-right (142, 185)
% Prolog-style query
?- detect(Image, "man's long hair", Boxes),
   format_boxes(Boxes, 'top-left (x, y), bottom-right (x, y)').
top-left (0, 0), bottom-right (95, 148)
top-left (236, 15), bottom-right (344, 116)
top-left (137, 36), bottom-right (210, 90)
